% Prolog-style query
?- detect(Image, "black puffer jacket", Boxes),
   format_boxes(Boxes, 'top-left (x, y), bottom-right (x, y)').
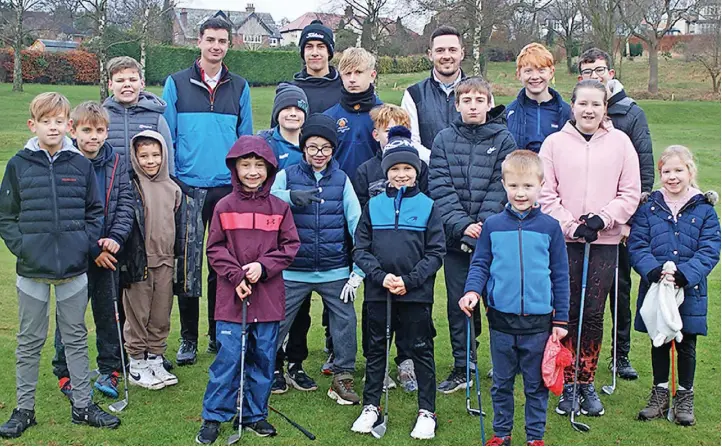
top-left (429, 106), bottom-right (516, 251)
top-left (607, 88), bottom-right (655, 193)
top-left (352, 149), bottom-right (430, 210)
top-left (0, 138), bottom-right (103, 279)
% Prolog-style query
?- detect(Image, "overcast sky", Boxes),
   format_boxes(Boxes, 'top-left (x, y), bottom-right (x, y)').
top-left (176, 0), bottom-right (332, 24)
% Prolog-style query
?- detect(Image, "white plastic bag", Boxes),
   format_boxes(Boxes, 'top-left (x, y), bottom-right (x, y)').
top-left (640, 261), bottom-right (685, 347)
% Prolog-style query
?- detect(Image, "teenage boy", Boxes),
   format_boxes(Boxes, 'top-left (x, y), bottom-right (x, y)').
top-left (578, 47), bottom-right (655, 380)
top-left (270, 114), bottom-right (364, 405)
top-left (52, 102), bottom-right (134, 401)
top-left (324, 47), bottom-right (383, 178)
top-left (123, 131), bottom-right (182, 390)
top-left (459, 150), bottom-right (570, 446)
top-left (196, 136), bottom-right (300, 444)
top-left (0, 93), bottom-right (119, 438)
top-left (258, 83), bottom-right (309, 169)
top-left (163, 16), bottom-right (254, 365)
top-left (352, 132), bottom-right (445, 439)
top-left (103, 56), bottom-right (175, 174)
top-left (429, 77), bottom-right (516, 393)
top-left (506, 43), bottom-right (571, 153)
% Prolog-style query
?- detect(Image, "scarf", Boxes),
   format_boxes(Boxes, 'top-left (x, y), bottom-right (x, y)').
top-left (340, 84), bottom-right (377, 113)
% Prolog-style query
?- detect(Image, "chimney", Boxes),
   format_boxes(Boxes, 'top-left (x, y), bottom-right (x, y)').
top-left (344, 5), bottom-right (353, 19)
top-left (246, 3), bottom-right (255, 13)
top-left (180, 8), bottom-right (188, 27)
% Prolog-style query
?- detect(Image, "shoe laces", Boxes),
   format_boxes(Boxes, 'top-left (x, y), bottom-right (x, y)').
top-left (648, 386), bottom-right (668, 407)
top-left (180, 339), bottom-right (196, 351)
top-left (448, 368), bottom-right (466, 383)
top-left (675, 390), bottom-right (694, 412)
top-left (339, 377), bottom-right (354, 392)
top-left (362, 404), bottom-right (379, 416)
top-left (581, 384), bottom-right (600, 403)
top-left (617, 356), bottom-right (632, 369)
top-left (106, 372), bottom-right (119, 387)
top-left (418, 409), bottom-right (435, 420)
top-left (485, 435), bottom-right (510, 446)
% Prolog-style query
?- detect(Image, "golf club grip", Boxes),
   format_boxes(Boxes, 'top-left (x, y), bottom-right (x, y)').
top-left (269, 406), bottom-right (316, 440)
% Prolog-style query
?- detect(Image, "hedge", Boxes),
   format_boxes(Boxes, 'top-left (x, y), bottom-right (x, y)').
top-left (0, 49), bottom-right (99, 84)
top-left (376, 55), bottom-right (432, 74)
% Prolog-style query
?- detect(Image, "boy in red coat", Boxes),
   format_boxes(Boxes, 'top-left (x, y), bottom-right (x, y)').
top-left (196, 136), bottom-right (300, 444)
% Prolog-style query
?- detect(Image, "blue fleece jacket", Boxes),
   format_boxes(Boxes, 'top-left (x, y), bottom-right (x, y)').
top-left (258, 127), bottom-right (303, 169)
top-left (506, 88), bottom-right (571, 153)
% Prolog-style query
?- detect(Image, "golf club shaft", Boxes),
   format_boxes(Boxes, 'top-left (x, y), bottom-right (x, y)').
top-left (112, 288), bottom-right (130, 404)
top-left (469, 315), bottom-right (485, 444)
top-left (571, 243), bottom-right (591, 431)
top-left (612, 246), bottom-right (619, 387)
top-left (237, 302), bottom-right (249, 438)
top-left (383, 292), bottom-right (391, 421)
top-left (268, 405), bottom-right (316, 440)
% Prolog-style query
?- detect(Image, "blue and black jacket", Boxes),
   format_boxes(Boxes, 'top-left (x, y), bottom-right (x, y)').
top-left (505, 87), bottom-right (570, 153)
top-left (354, 185), bottom-right (446, 303)
top-left (257, 127), bottom-right (303, 170)
top-left (464, 205), bottom-right (570, 334)
top-left (162, 61), bottom-right (253, 188)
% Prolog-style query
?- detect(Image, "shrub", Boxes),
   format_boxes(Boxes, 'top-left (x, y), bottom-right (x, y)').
top-left (0, 49), bottom-right (100, 84)
top-left (376, 55), bottom-right (432, 74)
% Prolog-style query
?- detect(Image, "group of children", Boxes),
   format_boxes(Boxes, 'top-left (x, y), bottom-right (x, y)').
top-left (0, 32), bottom-right (718, 447)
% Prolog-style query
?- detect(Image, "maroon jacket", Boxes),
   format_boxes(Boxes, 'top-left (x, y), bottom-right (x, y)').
top-left (207, 136), bottom-right (300, 324)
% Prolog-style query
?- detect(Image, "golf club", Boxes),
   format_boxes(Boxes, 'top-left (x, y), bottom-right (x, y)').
top-left (602, 246), bottom-right (620, 396)
top-left (109, 282), bottom-right (129, 413)
top-left (228, 300), bottom-right (249, 445)
top-left (371, 292), bottom-right (392, 439)
top-left (268, 405), bottom-right (316, 440)
top-left (469, 316), bottom-right (486, 444)
top-left (570, 243), bottom-right (591, 433)
top-left (667, 340), bottom-right (676, 422)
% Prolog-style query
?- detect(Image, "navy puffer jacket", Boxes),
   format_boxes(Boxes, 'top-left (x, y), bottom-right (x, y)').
top-left (285, 158), bottom-right (349, 272)
top-left (629, 190), bottom-right (721, 335)
top-left (429, 106), bottom-right (516, 251)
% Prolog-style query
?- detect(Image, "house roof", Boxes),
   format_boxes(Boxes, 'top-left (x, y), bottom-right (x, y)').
top-left (175, 8), bottom-right (280, 40)
top-left (279, 11), bottom-right (416, 36)
top-left (37, 40), bottom-right (80, 49)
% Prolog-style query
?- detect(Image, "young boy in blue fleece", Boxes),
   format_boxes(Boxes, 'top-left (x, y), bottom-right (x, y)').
top-left (270, 113), bottom-right (365, 405)
top-left (459, 150), bottom-right (570, 446)
top-left (258, 83), bottom-right (309, 170)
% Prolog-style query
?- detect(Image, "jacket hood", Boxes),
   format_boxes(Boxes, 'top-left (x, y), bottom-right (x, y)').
top-left (129, 130), bottom-right (171, 182)
top-left (650, 188), bottom-right (717, 208)
top-left (293, 66), bottom-right (340, 84)
top-left (103, 91), bottom-right (167, 114)
top-left (607, 80), bottom-right (636, 112)
top-left (517, 87), bottom-right (567, 111)
top-left (23, 136), bottom-right (81, 160)
top-left (225, 135), bottom-right (278, 198)
top-left (560, 119), bottom-right (613, 143)
top-left (452, 105), bottom-right (508, 140)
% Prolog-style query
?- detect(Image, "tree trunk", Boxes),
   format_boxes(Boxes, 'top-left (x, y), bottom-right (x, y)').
top-left (12, 6), bottom-right (23, 92)
top-left (98, 6), bottom-right (109, 101)
top-left (140, 6), bottom-right (150, 79)
top-left (648, 41), bottom-right (659, 94)
top-left (565, 36), bottom-right (574, 74)
top-left (161, 0), bottom-right (174, 44)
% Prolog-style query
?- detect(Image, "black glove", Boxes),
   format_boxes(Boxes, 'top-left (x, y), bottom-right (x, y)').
top-left (673, 270), bottom-right (688, 288)
top-left (573, 224), bottom-right (599, 243)
top-left (646, 265), bottom-right (664, 283)
top-left (290, 188), bottom-right (323, 207)
top-left (580, 214), bottom-right (605, 231)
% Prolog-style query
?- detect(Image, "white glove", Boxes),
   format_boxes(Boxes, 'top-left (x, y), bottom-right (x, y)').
top-left (340, 271), bottom-right (363, 303)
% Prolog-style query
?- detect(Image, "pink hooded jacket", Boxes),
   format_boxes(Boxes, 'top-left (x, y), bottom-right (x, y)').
top-left (539, 121), bottom-right (641, 244)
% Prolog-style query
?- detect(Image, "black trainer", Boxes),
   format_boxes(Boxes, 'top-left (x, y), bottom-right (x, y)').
top-left (614, 355), bottom-right (639, 380)
top-left (271, 369), bottom-right (289, 394)
top-left (71, 403), bottom-right (121, 428)
top-left (177, 339), bottom-right (198, 366)
top-left (207, 340), bottom-right (219, 355)
top-left (0, 408), bottom-right (36, 439)
top-left (437, 367), bottom-right (469, 394)
top-left (196, 420), bottom-right (221, 444)
top-left (287, 363), bottom-right (318, 391)
top-left (555, 384), bottom-right (581, 415)
top-left (243, 419), bottom-right (277, 437)
top-left (579, 383), bottom-right (605, 416)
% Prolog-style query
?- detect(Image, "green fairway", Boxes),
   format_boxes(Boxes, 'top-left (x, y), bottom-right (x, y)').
top-left (0, 74), bottom-right (719, 446)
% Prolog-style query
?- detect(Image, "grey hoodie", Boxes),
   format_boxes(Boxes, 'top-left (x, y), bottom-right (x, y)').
top-left (103, 91), bottom-right (175, 175)
top-left (25, 136), bottom-right (81, 161)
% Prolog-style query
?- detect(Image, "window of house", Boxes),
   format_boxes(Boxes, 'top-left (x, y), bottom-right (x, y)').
top-left (270, 38), bottom-right (278, 46)
top-left (244, 35), bottom-right (262, 43)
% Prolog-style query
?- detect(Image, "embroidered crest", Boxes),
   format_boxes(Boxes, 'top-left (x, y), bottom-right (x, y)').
top-left (337, 117), bottom-right (350, 134)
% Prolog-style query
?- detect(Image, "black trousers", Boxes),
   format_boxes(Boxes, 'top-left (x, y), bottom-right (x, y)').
top-left (444, 250), bottom-right (482, 368)
top-left (178, 185), bottom-right (232, 343)
top-left (363, 301), bottom-right (436, 412)
top-left (361, 298), bottom-right (419, 365)
top-left (651, 334), bottom-right (697, 389)
top-left (608, 242), bottom-right (633, 356)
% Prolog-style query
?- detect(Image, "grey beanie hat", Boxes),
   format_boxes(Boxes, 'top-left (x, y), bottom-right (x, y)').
top-left (272, 83), bottom-right (309, 124)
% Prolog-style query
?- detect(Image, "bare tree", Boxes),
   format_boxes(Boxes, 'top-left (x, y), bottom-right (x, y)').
top-left (0, 0), bottom-right (46, 92)
top-left (617, 0), bottom-right (697, 93)
top-left (77, 0), bottom-right (110, 99)
top-left (335, 0), bottom-right (394, 55)
top-left (578, 0), bottom-right (623, 57)
top-left (682, 22), bottom-right (720, 93)
top-left (547, 0), bottom-right (582, 73)
top-left (115, 0), bottom-right (176, 78)
top-left (504, 0), bottom-right (551, 56)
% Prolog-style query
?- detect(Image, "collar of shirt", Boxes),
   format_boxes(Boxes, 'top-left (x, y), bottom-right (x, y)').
top-left (433, 70), bottom-right (462, 96)
top-left (203, 69), bottom-right (222, 89)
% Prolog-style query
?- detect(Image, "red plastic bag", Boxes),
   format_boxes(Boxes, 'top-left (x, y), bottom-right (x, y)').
top-left (542, 335), bottom-right (573, 396)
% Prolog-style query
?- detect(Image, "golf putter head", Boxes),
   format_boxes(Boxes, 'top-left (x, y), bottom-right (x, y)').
top-left (667, 401), bottom-right (675, 422)
top-left (227, 432), bottom-right (241, 445)
top-left (371, 419), bottom-right (387, 439)
top-left (108, 399), bottom-right (127, 413)
top-left (571, 418), bottom-right (590, 433)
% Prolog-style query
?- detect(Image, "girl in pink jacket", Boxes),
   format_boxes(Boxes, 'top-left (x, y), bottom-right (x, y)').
top-left (539, 79), bottom-right (641, 418)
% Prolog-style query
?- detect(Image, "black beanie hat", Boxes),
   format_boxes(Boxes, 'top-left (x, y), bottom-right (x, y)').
top-left (299, 20), bottom-right (335, 60)
top-left (381, 126), bottom-right (421, 175)
top-left (300, 113), bottom-right (338, 150)
top-left (272, 83), bottom-right (309, 124)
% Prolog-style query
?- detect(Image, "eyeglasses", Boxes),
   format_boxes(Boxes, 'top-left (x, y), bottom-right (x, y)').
top-left (580, 66), bottom-right (609, 77)
top-left (305, 145), bottom-right (333, 156)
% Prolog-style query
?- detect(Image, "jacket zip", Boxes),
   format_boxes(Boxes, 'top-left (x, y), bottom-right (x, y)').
top-left (49, 160), bottom-right (62, 274)
top-left (517, 220), bottom-right (525, 315)
top-left (123, 109), bottom-right (129, 154)
top-left (394, 190), bottom-right (405, 230)
top-left (314, 176), bottom-right (321, 270)
top-left (536, 103), bottom-right (541, 139)
top-left (209, 79), bottom-right (230, 112)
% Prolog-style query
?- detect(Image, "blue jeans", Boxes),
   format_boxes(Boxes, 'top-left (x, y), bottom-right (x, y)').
top-left (489, 328), bottom-right (549, 442)
top-left (202, 320), bottom-right (278, 424)
top-left (278, 280), bottom-right (356, 373)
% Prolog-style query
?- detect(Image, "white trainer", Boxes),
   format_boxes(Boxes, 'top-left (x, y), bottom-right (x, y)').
top-left (351, 405), bottom-right (380, 434)
top-left (147, 354), bottom-right (178, 386)
top-left (128, 358), bottom-right (165, 390)
top-left (410, 409), bottom-right (436, 440)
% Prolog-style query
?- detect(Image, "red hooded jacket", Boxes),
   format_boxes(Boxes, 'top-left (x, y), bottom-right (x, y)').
top-left (207, 136), bottom-right (300, 324)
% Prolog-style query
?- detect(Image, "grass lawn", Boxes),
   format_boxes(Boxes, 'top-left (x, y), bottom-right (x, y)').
top-left (0, 64), bottom-right (719, 446)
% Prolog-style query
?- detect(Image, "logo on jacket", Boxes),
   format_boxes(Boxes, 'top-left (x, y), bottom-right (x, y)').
top-left (139, 125), bottom-right (153, 130)
top-left (406, 216), bottom-right (418, 223)
top-left (507, 110), bottom-right (515, 118)
top-left (551, 123), bottom-right (559, 129)
top-left (337, 118), bottom-right (350, 134)
top-left (487, 147), bottom-right (497, 155)
top-left (279, 153), bottom-right (289, 159)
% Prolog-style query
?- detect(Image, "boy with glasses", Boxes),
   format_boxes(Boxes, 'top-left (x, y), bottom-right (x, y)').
top-left (271, 114), bottom-right (365, 405)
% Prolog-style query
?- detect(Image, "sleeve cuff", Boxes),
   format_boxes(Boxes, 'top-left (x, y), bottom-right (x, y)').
top-left (552, 321), bottom-right (568, 329)
top-left (89, 244), bottom-right (102, 260)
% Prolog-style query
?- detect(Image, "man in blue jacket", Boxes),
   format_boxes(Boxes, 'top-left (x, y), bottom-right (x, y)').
top-left (163, 16), bottom-right (253, 365)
